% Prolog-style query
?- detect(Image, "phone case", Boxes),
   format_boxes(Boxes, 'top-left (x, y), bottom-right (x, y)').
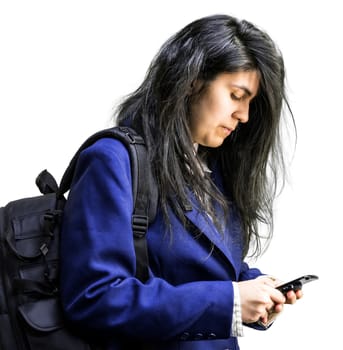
top-left (276, 274), bottom-right (318, 295)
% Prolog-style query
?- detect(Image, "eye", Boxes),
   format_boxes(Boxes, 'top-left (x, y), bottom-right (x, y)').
top-left (231, 93), bottom-right (244, 101)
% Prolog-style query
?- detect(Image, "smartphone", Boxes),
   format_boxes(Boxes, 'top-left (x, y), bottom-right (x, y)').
top-left (276, 274), bottom-right (319, 295)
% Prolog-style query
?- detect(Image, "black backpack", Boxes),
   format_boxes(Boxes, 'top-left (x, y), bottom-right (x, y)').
top-left (0, 126), bottom-right (158, 349)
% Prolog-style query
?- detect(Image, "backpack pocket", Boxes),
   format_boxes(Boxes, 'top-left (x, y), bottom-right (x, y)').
top-left (18, 298), bottom-right (96, 350)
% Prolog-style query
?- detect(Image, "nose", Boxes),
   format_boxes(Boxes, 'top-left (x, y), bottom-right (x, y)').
top-left (232, 104), bottom-right (249, 124)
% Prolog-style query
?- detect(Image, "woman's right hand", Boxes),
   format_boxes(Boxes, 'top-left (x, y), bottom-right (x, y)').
top-left (238, 276), bottom-right (286, 324)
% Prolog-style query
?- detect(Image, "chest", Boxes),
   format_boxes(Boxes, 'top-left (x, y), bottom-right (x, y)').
top-left (146, 206), bottom-right (243, 284)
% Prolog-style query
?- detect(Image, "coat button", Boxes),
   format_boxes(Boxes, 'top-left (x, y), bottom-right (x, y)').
top-left (193, 333), bottom-right (204, 340)
top-left (207, 332), bottom-right (217, 339)
top-left (179, 332), bottom-right (190, 340)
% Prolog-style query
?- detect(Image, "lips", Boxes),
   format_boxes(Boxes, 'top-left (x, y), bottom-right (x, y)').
top-left (221, 126), bottom-right (234, 136)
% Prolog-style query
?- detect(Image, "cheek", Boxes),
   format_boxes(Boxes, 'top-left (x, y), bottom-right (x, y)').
top-left (189, 116), bottom-right (206, 143)
top-left (189, 93), bottom-right (227, 143)
top-left (189, 102), bottom-right (207, 138)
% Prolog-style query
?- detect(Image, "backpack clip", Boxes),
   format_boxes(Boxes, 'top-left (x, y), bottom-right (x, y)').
top-left (132, 215), bottom-right (149, 238)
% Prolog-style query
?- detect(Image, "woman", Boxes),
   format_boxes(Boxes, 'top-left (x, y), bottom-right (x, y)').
top-left (60, 14), bottom-right (301, 349)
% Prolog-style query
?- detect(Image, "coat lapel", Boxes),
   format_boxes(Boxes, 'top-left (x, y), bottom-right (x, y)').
top-left (183, 196), bottom-right (242, 280)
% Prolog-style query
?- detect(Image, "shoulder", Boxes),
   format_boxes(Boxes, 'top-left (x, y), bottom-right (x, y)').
top-left (74, 137), bottom-right (132, 181)
top-left (80, 137), bottom-right (131, 165)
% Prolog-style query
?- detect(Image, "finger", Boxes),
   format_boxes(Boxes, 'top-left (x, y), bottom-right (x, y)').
top-left (259, 314), bottom-right (269, 325)
top-left (285, 290), bottom-right (297, 304)
top-left (273, 303), bottom-right (283, 313)
top-left (295, 289), bottom-right (303, 299)
top-left (270, 288), bottom-right (286, 304)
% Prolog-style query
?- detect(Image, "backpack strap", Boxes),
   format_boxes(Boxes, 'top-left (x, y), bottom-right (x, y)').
top-left (59, 126), bottom-right (157, 282)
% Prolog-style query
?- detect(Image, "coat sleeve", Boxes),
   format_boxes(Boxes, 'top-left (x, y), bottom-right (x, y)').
top-left (60, 138), bottom-right (235, 342)
top-left (239, 262), bottom-right (263, 281)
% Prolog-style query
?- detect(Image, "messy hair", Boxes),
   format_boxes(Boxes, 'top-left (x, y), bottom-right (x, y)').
top-left (115, 14), bottom-right (295, 258)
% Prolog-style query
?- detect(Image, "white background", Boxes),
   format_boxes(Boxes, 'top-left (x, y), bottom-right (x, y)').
top-left (0, 1), bottom-right (341, 349)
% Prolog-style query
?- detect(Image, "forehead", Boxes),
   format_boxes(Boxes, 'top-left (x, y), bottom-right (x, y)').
top-left (215, 70), bottom-right (260, 96)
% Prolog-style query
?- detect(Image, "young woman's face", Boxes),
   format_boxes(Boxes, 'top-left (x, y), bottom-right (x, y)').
top-left (189, 70), bottom-right (260, 148)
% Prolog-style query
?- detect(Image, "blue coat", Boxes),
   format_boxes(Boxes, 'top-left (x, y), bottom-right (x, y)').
top-left (60, 137), bottom-right (265, 350)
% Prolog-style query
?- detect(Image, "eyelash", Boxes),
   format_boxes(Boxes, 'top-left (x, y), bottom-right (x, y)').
top-left (231, 93), bottom-right (244, 101)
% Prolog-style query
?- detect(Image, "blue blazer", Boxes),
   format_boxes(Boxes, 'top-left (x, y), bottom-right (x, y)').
top-left (60, 137), bottom-right (264, 350)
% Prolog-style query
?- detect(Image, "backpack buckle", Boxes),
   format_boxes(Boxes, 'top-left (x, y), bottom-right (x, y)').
top-left (132, 215), bottom-right (149, 238)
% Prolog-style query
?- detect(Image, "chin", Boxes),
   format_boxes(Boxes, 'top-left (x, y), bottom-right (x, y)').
top-left (197, 136), bottom-right (225, 149)
top-left (207, 140), bottom-right (224, 148)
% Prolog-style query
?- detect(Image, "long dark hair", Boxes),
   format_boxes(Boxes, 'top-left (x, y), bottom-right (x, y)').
top-left (115, 14), bottom-right (295, 258)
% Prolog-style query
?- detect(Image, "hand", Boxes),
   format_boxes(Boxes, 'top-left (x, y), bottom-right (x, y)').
top-left (257, 281), bottom-right (304, 327)
top-left (238, 276), bottom-right (286, 324)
